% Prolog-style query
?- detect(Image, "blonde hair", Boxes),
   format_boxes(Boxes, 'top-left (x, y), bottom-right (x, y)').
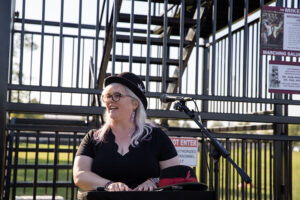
top-left (94, 83), bottom-right (152, 146)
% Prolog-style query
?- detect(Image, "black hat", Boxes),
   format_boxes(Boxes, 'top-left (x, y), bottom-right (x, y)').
top-left (157, 165), bottom-right (207, 191)
top-left (104, 72), bottom-right (147, 109)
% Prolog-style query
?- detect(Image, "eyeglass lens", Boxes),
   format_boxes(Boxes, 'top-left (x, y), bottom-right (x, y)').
top-left (102, 92), bottom-right (123, 102)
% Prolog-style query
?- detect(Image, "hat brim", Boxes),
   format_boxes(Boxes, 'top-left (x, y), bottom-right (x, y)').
top-left (104, 76), bottom-right (147, 109)
top-left (155, 182), bottom-right (208, 191)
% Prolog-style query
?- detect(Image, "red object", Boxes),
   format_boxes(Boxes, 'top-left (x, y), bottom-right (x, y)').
top-left (158, 177), bottom-right (198, 187)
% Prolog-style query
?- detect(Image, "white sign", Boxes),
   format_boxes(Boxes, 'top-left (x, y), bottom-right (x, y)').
top-left (268, 60), bottom-right (300, 94)
top-left (261, 6), bottom-right (300, 57)
top-left (283, 12), bottom-right (300, 51)
top-left (170, 137), bottom-right (198, 167)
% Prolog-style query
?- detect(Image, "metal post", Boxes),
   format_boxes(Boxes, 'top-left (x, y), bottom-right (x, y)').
top-left (273, 1), bottom-right (286, 199)
top-left (200, 38), bottom-right (209, 185)
top-left (0, 0), bottom-right (11, 198)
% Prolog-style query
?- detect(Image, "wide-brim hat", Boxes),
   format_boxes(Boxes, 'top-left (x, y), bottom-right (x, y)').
top-left (104, 72), bottom-right (147, 109)
top-left (156, 165), bottom-right (207, 191)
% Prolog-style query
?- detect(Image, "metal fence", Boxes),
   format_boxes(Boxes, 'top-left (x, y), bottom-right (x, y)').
top-left (1, 0), bottom-right (300, 199)
top-left (5, 118), bottom-right (300, 200)
top-left (5, 0), bottom-right (300, 121)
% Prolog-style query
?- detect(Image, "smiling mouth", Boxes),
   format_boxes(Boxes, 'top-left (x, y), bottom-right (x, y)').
top-left (109, 106), bottom-right (118, 111)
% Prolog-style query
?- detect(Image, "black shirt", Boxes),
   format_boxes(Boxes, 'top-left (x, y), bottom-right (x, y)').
top-left (76, 127), bottom-right (177, 189)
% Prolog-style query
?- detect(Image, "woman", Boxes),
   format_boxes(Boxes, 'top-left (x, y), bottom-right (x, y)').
top-left (73, 72), bottom-right (179, 192)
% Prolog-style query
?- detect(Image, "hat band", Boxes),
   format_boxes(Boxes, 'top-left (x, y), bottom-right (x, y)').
top-left (158, 177), bottom-right (198, 187)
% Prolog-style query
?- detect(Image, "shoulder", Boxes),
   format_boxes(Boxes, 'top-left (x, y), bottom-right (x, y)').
top-left (86, 129), bottom-right (97, 138)
top-left (150, 127), bottom-right (170, 140)
top-left (81, 129), bottom-right (100, 143)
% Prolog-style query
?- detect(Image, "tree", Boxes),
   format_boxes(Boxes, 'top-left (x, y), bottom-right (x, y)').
top-left (10, 32), bottom-right (43, 119)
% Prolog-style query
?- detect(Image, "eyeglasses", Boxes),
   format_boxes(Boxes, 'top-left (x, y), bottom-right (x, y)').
top-left (101, 92), bottom-right (132, 103)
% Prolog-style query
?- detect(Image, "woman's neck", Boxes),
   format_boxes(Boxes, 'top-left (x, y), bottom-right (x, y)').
top-left (110, 120), bottom-right (135, 138)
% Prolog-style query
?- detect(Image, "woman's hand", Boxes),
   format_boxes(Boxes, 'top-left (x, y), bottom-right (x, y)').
top-left (133, 179), bottom-right (157, 191)
top-left (105, 182), bottom-right (132, 191)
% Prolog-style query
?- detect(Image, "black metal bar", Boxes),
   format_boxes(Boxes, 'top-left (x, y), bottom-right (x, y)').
top-left (195, 0), bottom-right (201, 95)
top-left (94, 0), bottom-right (101, 88)
top-left (243, 0), bottom-right (249, 99)
top-left (129, 0), bottom-right (135, 72)
top-left (76, 0), bottom-right (83, 88)
top-left (52, 131), bottom-right (59, 199)
top-left (66, 137), bottom-right (71, 199)
top-left (45, 137), bottom-right (50, 194)
top-left (237, 31), bottom-right (241, 112)
top-left (232, 141), bottom-right (236, 200)
top-left (270, 142), bottom-right (273, 200)
top-left (33, 131), bottom-right (40, 200)
top-left (254, 142), bottom-right (257, 199)
top-left (209, 144), bottom-right (214, 191)
top-left (12, 131), bottom-right (20, 200)
top-left (264, 141), bottom-right (267, 200)
top-left (80, 39), bottom-right (85, 105)
top-left (4, 132), bottom-right (13, 200)
top-left (288, 141), bottom-right (292, 200)
top-left (24, 135), bottom-right (29, 193)
top-left (216, 42), bottom-right (220, 112)
top-left (106, 0), bottom-right (109, 38)
top-left (222, 40), bottom-right (225, 112)
top-left (112, 0), bottom-right (118, 75)
top-left (249, 141), bottom-right (253, 200)
top-left (8, 84), bottom-right (103, 94)
top-left (250, 24), bottom-right (255, 112)
top-left (145, 0), bottom-right (152, 92)
top-left (39, 0), bottom-right (46, 86)
top-left (7, 83), bottom-right (288, 106)
top-left (255, 22), bottom-right (259, 112)
top-left (233, 33), bottom-right (237, 113)
top-left (0, 0), bottom-right (11, 197)
top-left (162, 0), bottom-right (168, 93)
top-left (179, 0), bottom-right (185, 93)
top-left (257, 140), bottom-right (262, 200)
top-left (241, 140), bottom-right (245, 200)
top-left (211, 0), bottom-right (217, 95)
top-left (225, 139), bottom-right (230, 200)
top-left (29, 34), bottom-right (36, 102)
top-left (13, 29), bottom-right (105, 41)
top-left (227, 0), bottom-right (233, 97)
top-left (58, 0), bottom-right (64, 87)
top-left (71, 132), bottom-right (78, 200)
top-left (18, 0), bottom-right (26, 85)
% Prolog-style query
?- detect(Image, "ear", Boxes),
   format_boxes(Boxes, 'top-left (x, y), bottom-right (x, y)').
top-left (132, 99), bottom-right (139, 110)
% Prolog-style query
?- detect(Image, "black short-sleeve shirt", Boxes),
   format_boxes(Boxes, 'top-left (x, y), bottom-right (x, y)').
top-left (76, 127), bottom-right (177, 189)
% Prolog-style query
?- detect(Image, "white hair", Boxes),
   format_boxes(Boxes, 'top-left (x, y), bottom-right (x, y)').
top-left (94, 83), bottom-right (152, 147)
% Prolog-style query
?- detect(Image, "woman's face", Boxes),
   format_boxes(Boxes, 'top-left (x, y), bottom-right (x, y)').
top-left (102, 84), bottom-right (138, 122)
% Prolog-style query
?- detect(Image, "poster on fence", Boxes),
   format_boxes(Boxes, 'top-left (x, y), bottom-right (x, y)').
top-left (170, 137), bottom-right (198, 167)
top-left (261, 6), bottom-right (300, 57)
top-left (268, 60), bottom-right (300, 94)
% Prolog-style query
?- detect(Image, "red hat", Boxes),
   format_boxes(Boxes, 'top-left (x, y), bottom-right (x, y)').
top-left (157, 165), bottom-right (207, 191)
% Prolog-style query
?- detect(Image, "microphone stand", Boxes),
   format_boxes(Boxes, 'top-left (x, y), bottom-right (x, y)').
top-left (173, 100), bottom-right (251, 199)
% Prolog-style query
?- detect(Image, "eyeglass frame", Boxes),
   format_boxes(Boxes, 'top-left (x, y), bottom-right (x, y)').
top-left (101, 92), bottom-right (132, 103)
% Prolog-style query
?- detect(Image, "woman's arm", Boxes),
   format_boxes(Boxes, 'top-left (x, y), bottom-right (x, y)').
top-left (159, 156), bottom-right (180, 170)
top-left (73, 155), bottom-right (111, 191)
top-left (133, 156), bottom-right (180, 191)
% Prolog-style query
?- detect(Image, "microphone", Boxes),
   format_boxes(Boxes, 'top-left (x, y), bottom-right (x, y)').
top-left (160, 94), bottom-right (193, 103)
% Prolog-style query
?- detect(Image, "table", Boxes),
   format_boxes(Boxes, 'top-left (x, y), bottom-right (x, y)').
top-left (78, 190), bottom-right (216, 200)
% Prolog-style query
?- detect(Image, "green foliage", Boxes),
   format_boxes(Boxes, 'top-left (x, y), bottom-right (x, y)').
top-left (289, 124), bottom-right (300, 136)
top-left (11, 33), bottom-right (43, 119)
